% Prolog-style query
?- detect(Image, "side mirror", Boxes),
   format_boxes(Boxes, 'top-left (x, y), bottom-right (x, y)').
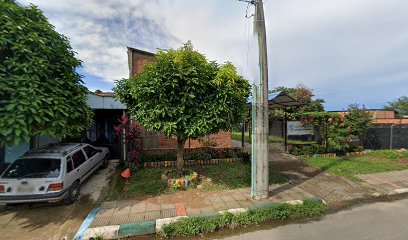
top-left (97, 149), bottom-right (103, 153)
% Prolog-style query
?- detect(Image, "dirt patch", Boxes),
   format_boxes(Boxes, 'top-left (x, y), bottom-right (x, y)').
top-left (269, 158), bottom-right (321, 179)
top-left (398, 158), bottom-right (408, 165)
top-left (0, 197), bottom-right (94, 240)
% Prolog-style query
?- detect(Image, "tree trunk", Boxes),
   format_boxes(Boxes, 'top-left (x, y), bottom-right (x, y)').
top-left (176, 137), bottom-right (186, 177)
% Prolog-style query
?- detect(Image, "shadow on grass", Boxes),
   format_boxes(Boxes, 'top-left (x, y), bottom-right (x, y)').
top-left (106, 162), bottom-right (288, 200)
top-left (303, 151), bottom-right (408, 183)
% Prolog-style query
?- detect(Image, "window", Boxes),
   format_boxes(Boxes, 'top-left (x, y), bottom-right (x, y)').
top-left (2, 158), bottom-right (61, 179)
top-left (66, 157), bottom-right (74, 173)
top-left (83, 146), bottom-right (98, 159)
top-left (71, 150), bottom-right (86, 169)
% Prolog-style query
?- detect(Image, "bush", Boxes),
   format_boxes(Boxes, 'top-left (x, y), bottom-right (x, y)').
top-left (160, 201), bottom-right (327, 237)
top-left (140, 148), bottom-right (246, 164)
top-left (238, 151), bottom-right (251, 164)
top-left (290, 144), bottom-right (326, 156)
top-left (290, 143), bottom-right (361, 156)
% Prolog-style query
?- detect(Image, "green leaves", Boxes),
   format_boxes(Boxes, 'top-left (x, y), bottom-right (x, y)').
top-left (0, 0), bottom-right (93, 146)
top-left (114, 43), bottom-right (250, 141)
top-left (384, 96), bottom-right (408, 118)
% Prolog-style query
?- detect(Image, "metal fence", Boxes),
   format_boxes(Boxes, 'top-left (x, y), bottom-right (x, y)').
top-left (364, 125), bottom-right (408, 149)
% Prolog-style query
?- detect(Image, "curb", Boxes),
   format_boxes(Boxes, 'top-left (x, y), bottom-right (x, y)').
top-left (388, 187), bottom-right (408, 195)
top-left (371, 188), bottom-right (408, 197)
top-left (73, 206), bottom-right (101, 240)
top-left (81, 198), bottom-right (326, 240)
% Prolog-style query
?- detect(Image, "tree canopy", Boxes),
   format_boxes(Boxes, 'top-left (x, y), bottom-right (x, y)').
top-left (269, 84), bottom-right (325, 120)
top-left (114, 43), bottom-right (251, 171)
top-left (301, 104), bottom-right (371, 152)
top-left (0, 0), bottom-right (93, 146)
top-left (384, 96), bottom-right (408, 118)
top-left (345, 103), bottom-right (371, 140)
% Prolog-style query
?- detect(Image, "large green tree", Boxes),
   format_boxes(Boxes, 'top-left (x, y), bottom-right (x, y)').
top-left (114, 43), bottom-right (251, 172)
top-left (0, 0), bottom-right (93, 146)
top-left (384, 96), bottom-right (408, 118)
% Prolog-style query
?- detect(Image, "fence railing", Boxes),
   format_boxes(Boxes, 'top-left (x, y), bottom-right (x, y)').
top-left (364, 125), bottom-right (408, 149)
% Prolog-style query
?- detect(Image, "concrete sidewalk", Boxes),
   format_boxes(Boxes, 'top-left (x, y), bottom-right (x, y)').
top-left (89, 153), bottom-right (374, 229)
top-left (90, 184), bottom-right (314, 228)
top-left (77, 151), bottom-right (408, 239)
top-left (358, 169), bottom-right (408, 195)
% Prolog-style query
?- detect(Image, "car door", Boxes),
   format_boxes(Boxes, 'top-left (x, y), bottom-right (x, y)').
top-left (64, 155), bottom-right (76, 187)
top-left (70, 149), bottom-right (89, 182)
top-left (82, 145), bottom-right (100, 170)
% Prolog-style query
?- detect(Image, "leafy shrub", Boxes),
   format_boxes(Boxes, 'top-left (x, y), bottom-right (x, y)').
top-left (140, 148), bottom-right (246, 163)
top-left (225, 149), bottom-right (234, 158)
top-left (238, 152), bottom-right (251, 164)
top-left (160, 201), bottom-right (327, 237)
top-left (290, 144), bottom-right (326, 155)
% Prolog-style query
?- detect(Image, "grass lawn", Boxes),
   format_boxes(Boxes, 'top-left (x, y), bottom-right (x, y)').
top-left (106, 163), bottom-right (287, 200)
top-left (302, 150), bottom-right (408, 182)
top-left (231, 131), bottom-right (314, 145)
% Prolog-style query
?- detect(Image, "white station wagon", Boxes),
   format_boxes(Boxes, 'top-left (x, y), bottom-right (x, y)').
top-left (0, 143), bottom-right (109, 204)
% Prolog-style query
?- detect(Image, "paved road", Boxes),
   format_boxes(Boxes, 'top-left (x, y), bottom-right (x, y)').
top-left (0, 162), bottom-right (115, 240)
top-left (222, 198), bottom-right (408, 240)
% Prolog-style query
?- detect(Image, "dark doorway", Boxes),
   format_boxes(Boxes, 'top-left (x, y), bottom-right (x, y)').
top-left (84, 109), bottom-right (123, 159)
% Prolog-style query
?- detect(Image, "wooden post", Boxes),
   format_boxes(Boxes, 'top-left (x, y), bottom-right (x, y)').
top-left (241, 120), bottom-right (245, 148)
top-left (284, 114), bottom-right (288, 153)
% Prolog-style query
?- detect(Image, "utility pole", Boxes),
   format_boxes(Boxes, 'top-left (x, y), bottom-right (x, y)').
top-left (251, 0), bottom-right (269, 199)
top-left (238, 0), bottom-right (269, 199)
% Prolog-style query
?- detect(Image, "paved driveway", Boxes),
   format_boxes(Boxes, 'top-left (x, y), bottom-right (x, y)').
top-left (0, 161), bottom-right (115, 240)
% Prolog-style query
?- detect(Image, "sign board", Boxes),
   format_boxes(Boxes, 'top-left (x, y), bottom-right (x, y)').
top-left (287, 121), bottom-right (314, 136)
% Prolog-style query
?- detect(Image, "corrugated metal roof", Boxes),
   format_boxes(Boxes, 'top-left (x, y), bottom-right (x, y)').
top-left (87, 92), bottom-right (126, 110)
top-left (247, 91), bottom-right (306, 108)
top-left (93, 90), bottom-right (115, 97)
top-left (126, 46), bottom-right (155, 56)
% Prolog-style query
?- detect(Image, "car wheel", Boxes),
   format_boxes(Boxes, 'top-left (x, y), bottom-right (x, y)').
top-left (65, 181), bottom-right (80, 204)
top-left (100, 155), bottom-right (109, 169)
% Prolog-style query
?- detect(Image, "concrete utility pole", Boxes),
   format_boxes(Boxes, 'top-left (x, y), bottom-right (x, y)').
top-left (251, 0), bottom-right (269, 199)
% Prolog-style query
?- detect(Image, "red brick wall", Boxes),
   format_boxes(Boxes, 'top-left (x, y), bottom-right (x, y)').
top-left (334, 110), bottom-right (396, 120)
top-left (374, 119), bottom-right (408, 124)
top-left (129, 49), bottom-right (154, 77)
top-left (154, 131), bottom-right (232, 149)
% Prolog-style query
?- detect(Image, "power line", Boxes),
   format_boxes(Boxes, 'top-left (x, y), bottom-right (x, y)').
top-left (245, 1), bottom-right (255, 18)
top-left (237, 0), bottom-right (255, 4)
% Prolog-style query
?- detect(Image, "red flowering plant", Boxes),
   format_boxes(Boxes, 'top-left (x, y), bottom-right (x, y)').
top-left (301, 112), bottom-right (350, 153)
top-left (114, 115), bottom-right (142, 169)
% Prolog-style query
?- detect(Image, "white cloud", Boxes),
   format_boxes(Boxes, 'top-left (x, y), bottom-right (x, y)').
top-left (19, 0), bottom-right (178, 84)
top-left (18, 0), bottom-right (408, 109)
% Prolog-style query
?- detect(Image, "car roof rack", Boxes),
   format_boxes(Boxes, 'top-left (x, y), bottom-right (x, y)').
top-left (26, 143), bottom-right (83, 155)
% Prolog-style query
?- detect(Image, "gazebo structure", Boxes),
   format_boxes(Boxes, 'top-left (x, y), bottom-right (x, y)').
top-left (245, 91), bottom-right (306, 151)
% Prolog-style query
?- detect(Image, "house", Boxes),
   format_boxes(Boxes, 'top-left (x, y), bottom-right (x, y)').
top-left (0, 47), bottom-right (234, 169)
top-left (83, 91), bottom-right (126, 159)
top-left (0, 92), bottom-right (126, 169)
top-left (0, 136), bottom-right (58, 172)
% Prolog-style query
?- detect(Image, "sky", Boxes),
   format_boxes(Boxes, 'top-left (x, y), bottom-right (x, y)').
top-left (18, 0), bottom-right (408, 111)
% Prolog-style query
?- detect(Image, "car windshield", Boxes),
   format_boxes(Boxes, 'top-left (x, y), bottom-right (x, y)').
top-left (2, 158), bottom-right (61, 179)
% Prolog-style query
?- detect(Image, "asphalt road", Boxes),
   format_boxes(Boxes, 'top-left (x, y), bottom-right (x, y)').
top-left (0, 162), bottom-right (115, 240)
top-left (221, 198), bottom-right (408, 240)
